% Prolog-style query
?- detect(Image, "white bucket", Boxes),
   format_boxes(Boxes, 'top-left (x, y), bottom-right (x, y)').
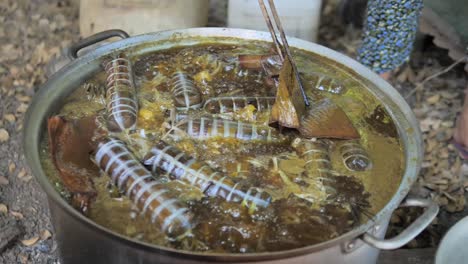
top-left (79, 0), bottom-right (210, 37)
top-left (227, 0), bottom-right (323, 42)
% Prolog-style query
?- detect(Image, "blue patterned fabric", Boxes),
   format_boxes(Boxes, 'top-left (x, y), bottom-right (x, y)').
top-left (357, 0), bottom-right (424, 73)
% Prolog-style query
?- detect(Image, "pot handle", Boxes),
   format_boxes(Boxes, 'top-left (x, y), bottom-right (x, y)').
top-left (362, 198), bottom-right (439, 250)
top-left (68, 29), bottom-right (130, 59)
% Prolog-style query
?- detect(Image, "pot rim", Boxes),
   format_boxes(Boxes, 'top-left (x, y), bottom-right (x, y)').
top-left (24, 27), bottom-right (422, 261)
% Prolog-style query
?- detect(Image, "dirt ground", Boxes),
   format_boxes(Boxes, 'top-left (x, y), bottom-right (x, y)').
top-left (0, 0), bottom-right (466, 263)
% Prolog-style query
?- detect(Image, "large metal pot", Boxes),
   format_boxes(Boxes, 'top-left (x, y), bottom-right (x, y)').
top-left (435, 215), bottom-right (468, 264)
top-left (24, 28), bottom-right (438, 264)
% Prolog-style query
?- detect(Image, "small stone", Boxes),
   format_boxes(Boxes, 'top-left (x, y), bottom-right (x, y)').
top-left (0, 128), bottom-right (9, 142)
top-left (0, 175), bottom-right (9, 185)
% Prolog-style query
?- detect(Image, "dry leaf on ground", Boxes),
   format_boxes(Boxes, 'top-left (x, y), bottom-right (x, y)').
top-left (8, 162), bottom-right (16, 173)
top-left (17, 168), bottom-right (27, 179)
top-left (21, 236), bottom-right (39, 247)
top-left (0, 128), bottom-right (9, 142)
top-left (0, 175), bottom-right (9, 185)
top-left (40, 230), bottom-right (52, 240)
top-left (4, 114), bottom-right (16, 123)
top-left (0, 203), bottom-right (8, 214)
top-left (10, 211), bottom-right (24, 219)
top-left (426, 94), bottom-right (440, 104)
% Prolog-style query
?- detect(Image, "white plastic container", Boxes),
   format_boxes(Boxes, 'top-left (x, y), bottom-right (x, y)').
top-left (227, 0), bottom-right (322, 42)
top-left (79, 0), bottom-right (209, 37)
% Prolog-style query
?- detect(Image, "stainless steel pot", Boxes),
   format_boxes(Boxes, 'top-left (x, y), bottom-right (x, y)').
top-left (435, 215), bottom-right (468, 264)
top-left (24, 28), bottom-right (438, 264)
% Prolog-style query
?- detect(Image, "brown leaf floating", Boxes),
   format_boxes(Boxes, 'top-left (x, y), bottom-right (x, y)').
top-left (270, 56), bottom-right (307, 128)
top-left (238, 54), bottom-right (269, 69)
top-left (47, 116), bottom-right (99, 212)
top-left (238, 54), bottom-right (282, 76)
top-left (298, 98), bottom-right (360, 139)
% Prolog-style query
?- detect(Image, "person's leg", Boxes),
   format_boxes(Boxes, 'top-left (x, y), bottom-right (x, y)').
top-left (357, 0), bottom-right (423, 76)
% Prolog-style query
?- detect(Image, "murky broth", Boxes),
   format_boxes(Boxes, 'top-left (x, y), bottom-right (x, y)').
top-left (40, 41), bottom-right (404, 253)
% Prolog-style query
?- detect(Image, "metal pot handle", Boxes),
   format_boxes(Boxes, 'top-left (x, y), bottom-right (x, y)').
top-left (68, 29), bottom-right (130, 59)
top-left (362, 198), bottom-right (439, 250)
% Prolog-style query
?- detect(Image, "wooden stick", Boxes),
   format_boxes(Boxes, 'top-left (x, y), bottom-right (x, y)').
top-left (267, 0), bottom-right (292, 61)
top-left (258, 0), bottom-right (310, 106)
top-left (258, 0), bottom-right (284, 61)
top-left (405, 55), bottom-right (467, 100)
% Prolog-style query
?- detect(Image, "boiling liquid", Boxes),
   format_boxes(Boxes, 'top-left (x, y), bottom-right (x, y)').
top-left (40, 42), bottom-right (403, 253)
